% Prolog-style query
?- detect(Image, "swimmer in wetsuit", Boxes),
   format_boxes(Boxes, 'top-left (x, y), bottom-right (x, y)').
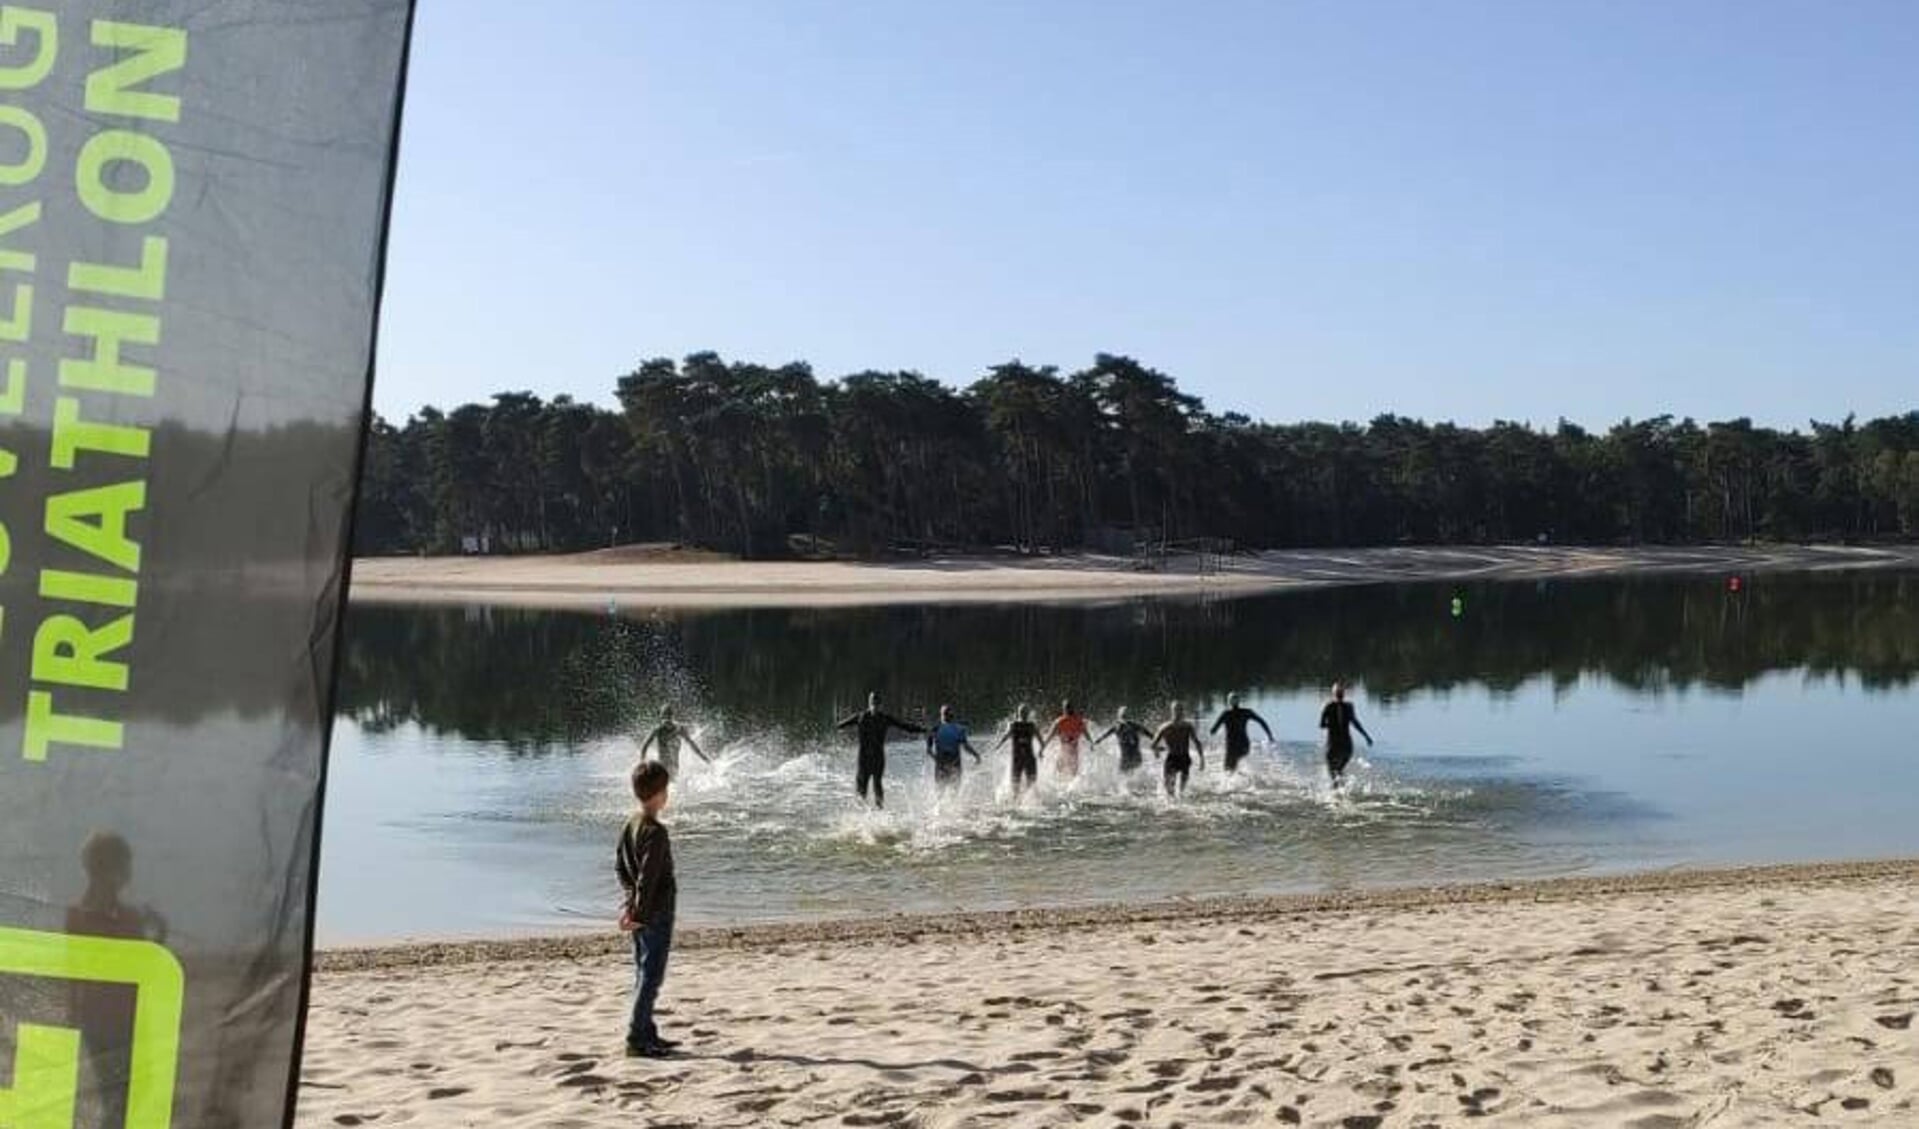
top-left (992, 705), bottom-right (1043, 796)
top-left (1319, 681), bottom-right (1374, 788)
top-left (1043, 699), bottom-right (1091, 780)
top-left (640, 706), bottom-right (710, 776)
top-left (1210, 693), bottom-right (1274, 774)
top-left (1094, 707), bottom-right (1152, 774)
top-left (1152, 701), bottom-right (1206, 797)
top-left (926, 704), bottom-right (981, 789)
top-left (836, 691), bottom-right (925, 808)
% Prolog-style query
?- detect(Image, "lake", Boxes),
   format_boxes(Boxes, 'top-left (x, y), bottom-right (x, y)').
top-left (320, 571), bottom-right (1919, 943)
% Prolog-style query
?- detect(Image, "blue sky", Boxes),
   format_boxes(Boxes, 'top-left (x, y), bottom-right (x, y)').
top-left (373, 0), bottom-right (1919, 430)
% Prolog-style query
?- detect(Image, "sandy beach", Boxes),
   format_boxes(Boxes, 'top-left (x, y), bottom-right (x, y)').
top-left (347, 543), bottom-right (1919, 609)
top-left (299, 861), bottom-right (1918, 1127)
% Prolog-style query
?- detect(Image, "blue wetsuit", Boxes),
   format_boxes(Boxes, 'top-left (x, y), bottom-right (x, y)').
top-left (929, 722), bottom-right (971, 785)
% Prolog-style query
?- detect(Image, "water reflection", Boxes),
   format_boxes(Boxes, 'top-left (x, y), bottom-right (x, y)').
top-left (338, 573), bottom-right (1919, 750)
top-left (319, 572), bottom-right (1919, 941)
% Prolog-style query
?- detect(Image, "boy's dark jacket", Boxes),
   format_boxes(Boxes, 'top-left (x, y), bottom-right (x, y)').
top-left (616, 813), bottom-right (676, 926)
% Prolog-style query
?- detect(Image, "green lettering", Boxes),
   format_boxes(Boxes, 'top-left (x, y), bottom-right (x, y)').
top-left (0, 280), bottom-right (27, 410)
top-left (0, 102), bottom-right (47, 187)
top-left (40, 568), bottom-right (138, 608)
top-left (87, 21), bottom-right (185, 123)
top-left (32, 612), bottom-right (132, 692)
top-left (45, 480), bottom-right (144, 573)
top-left (76, 129), bottom-right (173, 225)
top-left (0, 199), bottom-right (37, 273)
top-left (23, 688), bottom-right (122, 761)
top-left (0, 1022), bottom-right (80, 1129)
top-left (59, 305), bottom-right (157, 397)
top-left (69, 235), bottom-right (167, 301)
top-left (52, 396), bottom-right (150, 468)
top-left (0, 7), bottom-right (58, 91)
top-left (0, 280), bottom-right (29, 339)
top-left (0, 359), bottom-right (21, 415)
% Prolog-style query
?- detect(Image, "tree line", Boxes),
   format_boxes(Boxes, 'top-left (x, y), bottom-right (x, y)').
top-left (353, 352), bottom-right (1919, 557)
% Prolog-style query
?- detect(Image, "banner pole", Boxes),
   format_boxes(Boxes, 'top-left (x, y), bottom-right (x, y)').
top-left (279, 3), bottom-right (422, 1127)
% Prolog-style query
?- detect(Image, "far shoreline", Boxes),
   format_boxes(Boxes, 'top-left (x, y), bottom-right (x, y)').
top-left (346, 542), bottom-right (1919, 610)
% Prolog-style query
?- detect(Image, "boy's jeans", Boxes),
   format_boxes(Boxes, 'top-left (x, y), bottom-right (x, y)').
top-left (627, 914), bottom-right (674, 1046)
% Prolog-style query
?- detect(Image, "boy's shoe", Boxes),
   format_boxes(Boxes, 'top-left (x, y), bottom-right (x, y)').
top-left (625, 1040), bottom-right (674, 1059)
top-left (651, 1036), bottom-right (682, 1050)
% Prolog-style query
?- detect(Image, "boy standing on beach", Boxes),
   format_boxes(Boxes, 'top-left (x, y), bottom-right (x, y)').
top-left (617, 762), bottom-right (680, 1058)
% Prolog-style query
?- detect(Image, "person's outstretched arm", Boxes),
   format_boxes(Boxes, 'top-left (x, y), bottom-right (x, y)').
top-left (886, 712), bottom-right (925, 736)
top-left (965, 739), bottom-right (982, 764)
top-left (991, 729), bottom-right (1012, 752)
top-left (1209, 713), bottom-right (1226, 734)
top-left (1151, 725), bottom-right (1168, 757)
top-left (686, 732), bottom-right (712, 764)
top-left (1093, 726), bottom-right (1116, 746)
top-left (1250, 710), bottom-right (1275, 742)
top-left (1352, 710), bottom-right (1374, 746)
top-left (836, 712), bottom-right (862, 730)
top-left (1194, 730), bottom-right (1207, 768)
top-left (638, 729), bottom-right (659, 761)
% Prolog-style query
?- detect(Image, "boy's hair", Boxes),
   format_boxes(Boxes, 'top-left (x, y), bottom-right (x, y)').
top-left (632, 761), bottom-right (671, 801)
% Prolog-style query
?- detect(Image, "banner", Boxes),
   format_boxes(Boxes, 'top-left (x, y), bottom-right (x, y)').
top-left (0, 4), bottom-right (414, 1127)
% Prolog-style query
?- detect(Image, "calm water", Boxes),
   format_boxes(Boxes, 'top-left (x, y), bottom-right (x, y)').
top-left (320, 572), bottom-right (1919, 943)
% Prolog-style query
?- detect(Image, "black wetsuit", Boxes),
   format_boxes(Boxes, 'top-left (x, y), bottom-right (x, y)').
top-left (1320, 700), bottom-right (1363, 781)
top-left (1103, 720), bottom-right (1150, 773)
top-left (1006, 720), bottom-right (1040, 789)
top-left (1157, 722), bottom-right (1199, 796)
top-left (1210, 706), bottom-right (1272, 773)
top-left (837, 708), bottom-right (923, 806)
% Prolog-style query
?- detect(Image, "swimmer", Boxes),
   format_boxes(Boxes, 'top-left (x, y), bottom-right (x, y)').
top-left (1209, 692), bottom-right (1275, 774)
top-left (1043, 699), bottom-right (1092, 780)
top-left (925, 704), bottom-right (981, 788)
top-left (836, 691), bottom-right (925, 808)
top-left (1152, 702), bottom-right (1206, 797)
top-left (992, 705), bottom-right (1043, 797)
top-left (1319, 681), bottom-right (1374, 788)
top-left (639, 705), bottom-right (710, 777)
top-left (1094, 707), bottom-right (1152, 774)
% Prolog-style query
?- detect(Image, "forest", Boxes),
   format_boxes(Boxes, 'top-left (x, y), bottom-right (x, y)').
top-left (353, 352), bottom-right (1919, 558)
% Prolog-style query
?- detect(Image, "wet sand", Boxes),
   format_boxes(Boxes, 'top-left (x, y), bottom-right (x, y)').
top-left (348, 543), bottom-right (1919, 609)
top-left (299, 860), bottom-right (1919, 1126)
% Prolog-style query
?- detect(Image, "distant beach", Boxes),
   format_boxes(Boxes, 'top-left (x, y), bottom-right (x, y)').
top-left (348, 543), bottom-right (1919, 609)
top-left (300, 860), bottom-right (1919, 1127)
